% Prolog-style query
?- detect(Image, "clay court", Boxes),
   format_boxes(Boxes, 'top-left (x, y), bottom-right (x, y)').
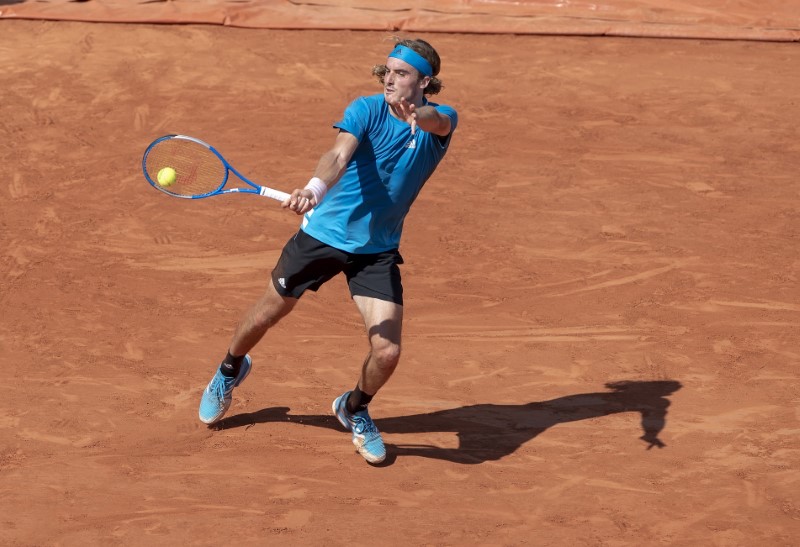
top-left (1, 1), bottom-right (799, 545)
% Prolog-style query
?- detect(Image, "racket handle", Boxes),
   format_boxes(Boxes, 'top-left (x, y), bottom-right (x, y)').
top-left (260, 186), bottom-right (291, 202)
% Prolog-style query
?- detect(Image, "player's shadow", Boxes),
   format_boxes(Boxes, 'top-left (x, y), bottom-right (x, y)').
top-left (214, 380), bottom-right (682, 465)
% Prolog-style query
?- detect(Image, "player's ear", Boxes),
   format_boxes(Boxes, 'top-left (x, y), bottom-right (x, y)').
top-left (419, 75), bottom-right (431, 90)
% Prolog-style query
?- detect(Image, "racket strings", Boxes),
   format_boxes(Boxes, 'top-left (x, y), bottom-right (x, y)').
top-left (145, 138), bottom-right (227, 197)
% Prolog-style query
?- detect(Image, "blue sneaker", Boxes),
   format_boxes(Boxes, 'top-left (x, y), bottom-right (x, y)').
top-left (198, 355), bottom-right (252, 425)
top-left (332, 391), bottom-right (386, 464)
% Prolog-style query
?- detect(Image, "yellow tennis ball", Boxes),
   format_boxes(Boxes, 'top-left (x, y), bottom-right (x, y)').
top-left (157, 167), bottom-right (177, 187)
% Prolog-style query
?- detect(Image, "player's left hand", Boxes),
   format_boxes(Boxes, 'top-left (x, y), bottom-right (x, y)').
top-left (395, 97), bottom-right (418, 134)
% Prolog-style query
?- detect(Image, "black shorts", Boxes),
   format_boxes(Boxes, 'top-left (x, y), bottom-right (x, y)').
top-left (271, 230), bottom-right (404, 305)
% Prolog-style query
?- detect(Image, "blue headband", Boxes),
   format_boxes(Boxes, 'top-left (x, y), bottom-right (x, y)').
top-left (388, 45), bottom-right (433, 77)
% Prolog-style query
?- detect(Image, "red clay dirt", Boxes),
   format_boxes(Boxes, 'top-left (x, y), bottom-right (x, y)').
top-left (1, 19), bottom-right (799, 546)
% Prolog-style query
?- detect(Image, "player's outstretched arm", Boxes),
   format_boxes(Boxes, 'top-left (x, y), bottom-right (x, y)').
top-left (413, 105), bottom-right (452, 136)
top-left (393, 98), bottom-right (451, 136)
top-left (283, 131), bottom-right (359, 214)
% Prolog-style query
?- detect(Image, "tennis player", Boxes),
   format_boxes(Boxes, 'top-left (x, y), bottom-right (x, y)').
top-left (198, 38), bottom-right (458, 464)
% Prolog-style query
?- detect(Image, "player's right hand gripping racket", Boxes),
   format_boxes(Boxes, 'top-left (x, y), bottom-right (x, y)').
top-left (142, 134), bottom-right (290, 201)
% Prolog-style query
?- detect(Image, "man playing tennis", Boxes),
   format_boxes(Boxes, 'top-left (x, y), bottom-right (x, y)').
top-left (199, 38), bottom-right (458, 464)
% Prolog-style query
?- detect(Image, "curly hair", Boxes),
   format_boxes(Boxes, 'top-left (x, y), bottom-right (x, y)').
top-left (372, 38), bottom-right (443, 96)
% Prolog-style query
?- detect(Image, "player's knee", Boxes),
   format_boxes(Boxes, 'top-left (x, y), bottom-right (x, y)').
top-left (372, 341), bottom-right (401, 370)
top-left (252, 301), bottom-right (292, 331)
top-left (252, 312), bottom-right (274, 330)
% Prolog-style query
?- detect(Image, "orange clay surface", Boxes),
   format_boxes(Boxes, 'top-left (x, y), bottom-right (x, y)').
top-left (1, 20), bottom-right (799, 545)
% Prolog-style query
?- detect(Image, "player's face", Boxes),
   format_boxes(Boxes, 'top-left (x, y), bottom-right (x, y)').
top-left (383, 57), bottom-right (429, 106)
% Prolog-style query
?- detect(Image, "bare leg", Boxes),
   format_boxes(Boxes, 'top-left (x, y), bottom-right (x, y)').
top-left (352, 295), bottom-right (403, 395)
top-left (229, 280), bottom-right (297, 356)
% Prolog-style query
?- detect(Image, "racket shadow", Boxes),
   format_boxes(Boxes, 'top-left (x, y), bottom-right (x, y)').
top-left (212, 380), bottom-right (682, 465)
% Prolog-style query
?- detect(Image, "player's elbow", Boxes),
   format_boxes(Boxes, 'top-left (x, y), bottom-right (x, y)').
top-left (430, 114), bottom-right (452, 137)
top-left (333, 150), bottom-right (350, 172)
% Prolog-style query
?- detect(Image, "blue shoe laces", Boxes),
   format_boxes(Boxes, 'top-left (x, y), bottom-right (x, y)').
top-left (210, 372), bottom-right (235, 401)
top-left (351, 413), bottom-right (379, 437)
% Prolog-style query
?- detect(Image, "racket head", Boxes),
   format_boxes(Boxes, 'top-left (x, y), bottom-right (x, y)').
top-left (142, 135), bottom-right (229, 198)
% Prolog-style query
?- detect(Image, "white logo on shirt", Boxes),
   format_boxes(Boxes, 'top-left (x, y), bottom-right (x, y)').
top-left (406, 138), bottom-right (416, 149)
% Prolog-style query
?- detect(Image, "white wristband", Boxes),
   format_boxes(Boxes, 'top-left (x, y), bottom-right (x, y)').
top-left (304, 177), bottom-right (328, 204)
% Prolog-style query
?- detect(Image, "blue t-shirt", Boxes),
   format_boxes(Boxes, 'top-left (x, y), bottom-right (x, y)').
top-left (301, 93), bottom-right (458, 253)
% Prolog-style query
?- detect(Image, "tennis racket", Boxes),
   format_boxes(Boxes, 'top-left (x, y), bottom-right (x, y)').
top-left (142, 134), bottom-right (290, 201)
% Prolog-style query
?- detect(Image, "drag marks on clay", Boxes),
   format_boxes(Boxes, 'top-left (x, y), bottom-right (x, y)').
top-left (582, 478), bottom-right (659, 495)
top-left (79, 32), bottom-right (94, 55)
top-left (133, 104), bottom-right (149, 132)
top-left (33, 206), bottom-right (63, 237)
top-left (447, 367), bottom-right (510, 386)
top-left (279, 62), bottom-right (335, 91)
top-left (509, 240), bottom-right (664, 266)
top-left (706, 299), bottom-right (800, 312)
top-left (581, 151), bottom-right (689, 166)
top-left (684, 181), bottom-right (725, 197)
top-left (149, 112), bottom-right (178, 134)
top-left (17, 428), bottom-right (94, 448)
top-left (272, 509), bottom-right (312, 530)
top-left (670, 405), bottom-right (782, 439)
top-left (8, 172), bottom-right (27, 198)
top-left (0, 415), bottom-right (21, 429)
top-left (140, 252), bottom-right (278, 275)
top-left (671, 301), bottom-right (797, 314)
top-left (24, 375), bottom-right (145, 395)
top-left (132, 104), bottom-right (177, 134)
top-left (152, 234), bottom-right (172, 245)
top-left (154, 389), bottom-right (197, 419)
top-left (515, 268), bottom-right (615, 290)
top-left (2, 239), bottom-right (47, 282)
top-left (546, 262), bottom-right (686, 297)
top-left (122, 341), bottom-right (144, 362)
top-left (415, 324), bottom-right (660, 343)
top-left (649, 498), bottom-right (736, 542)
top-left (643, 353), bottom-right (669, 381)
top-left (134, 505), bottom-right (267, 518)
top-left (101, 504), bottom-right (269, 532)
top-left (742, 479), bottom-right (768, 509)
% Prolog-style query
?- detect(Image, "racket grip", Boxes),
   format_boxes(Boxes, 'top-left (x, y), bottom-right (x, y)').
top-left (260, 186), bottom-right (291, 202)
